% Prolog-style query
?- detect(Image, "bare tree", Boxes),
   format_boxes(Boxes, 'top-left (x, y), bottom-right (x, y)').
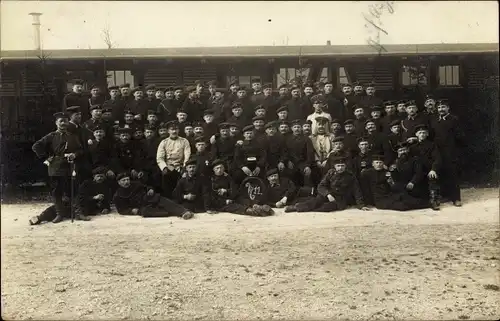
top-left (101, 22), bottom-right (116, 49)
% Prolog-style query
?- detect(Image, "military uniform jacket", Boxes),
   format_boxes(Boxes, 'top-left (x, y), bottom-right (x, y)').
top-left (380, 114), bottom-right (400, 134)
top-left (323, 93), bottom-right (345, 122)
top-left (266, 177), bottom-right (297, 204)
top-left (88, 139), bottom-right (114, 170)
top-left (63, 92), bottom-right (90, 120)
top-left (193, 151), bottom-right (213, 178)
top-left (204, 173), bottom-right (238, 210)
top-left (103, 98), bottom-right (126, 122)
top-left (354, 117), bottom-right (368, 137)
top-left (261, 95), bottom-right (279, 122)
top-left (112, 140), bottom-right (143, 173)
top-left (317, 169), bottom-right (364, 208)
top-left (237, 98), bottom-right (255, 125)
top-left (366, 131), bottom-right (386, 155)
top-left (182, 98), bottom-right (205, 122)
top-left (286, 97), bottom-right (310, 121)
top-left (234, 139), bottom-right (267, 168)
top-left (429, 114), bottom-right (464, 161)
top-left (141, 138), bottom-right (161, 171)
top-left (384, 133), bottom-right (403, 165)
top-left (226, 115), bottom-right (248, 129)
top-left (173, 174), bottom-right (205, 209)
top-left (410, 140), bottom-right (441, 172)
top-left (264, 134), bottom-right (288, 167)
top-left (361, 168), bottom-right (394, 204)
top-left (249, 92), bottom-right (265, 106)
top-left (157, 98), bottom-right (178, 122)
top-left (113, 181), bottom-right (159, 215)
top-left (392, 155), bottom-right (423, 192)
top-left (211, 136), bottom-right (237, 168)
top-left (285, 134), bottom-right (314, 170)
top-left (358, 95), bottom-right (383, 114)
top-left (343, 132), bottom-right (359, 158)
top-left (126, 99), bottom-right (149, 121)
top-left (203, 122), bottom-right (218, 140)
top-left (77, 179), bottom-right (112, 210)
top-left (353, 151), bottom-right (373, 177)
top-left (325, 150), bottom-right (354, 172)
top-left (144, 97), bottom-right (160, 112)
top-left (32, 130), bottom-right (84, 176)
top-left (89, 95), bottom-right (105, 106)
top-left (401, 113), bottom-right (430, 141)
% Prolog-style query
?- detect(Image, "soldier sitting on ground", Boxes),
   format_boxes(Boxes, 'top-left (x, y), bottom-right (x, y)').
top-left (75, 166), bottom-right (112, 218)
top-left (264, 168), bottom-right (298, 209)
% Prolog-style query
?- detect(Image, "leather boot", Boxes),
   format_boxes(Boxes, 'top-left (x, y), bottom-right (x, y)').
top-left (430, 190), bottom-right (440, 211)
top-left (284, 204), bottom-right (297, 213)
top-left (52, 215), bottom-right (64, 223)
top-left (75, 214), bottom-right (91, 221)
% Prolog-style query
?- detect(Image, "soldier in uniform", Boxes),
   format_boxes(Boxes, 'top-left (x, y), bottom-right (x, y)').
top-left (264, 168), bottom-right (298, 208)
top-left (157, 86), bottom-right (177, 122)
top-left (66, 106), bottom-right (92, 183)
top-left (278, 120), bottom-right (291, 136)
top-left (359, 82), bottom-right (383, 114)
top-left (87, 125), bottom-right (115, 180)
top-left (83, 104), bottom-right (104, 133)
top-left (343, 119), bottom-right (359, 158)
top-left (261, 83), bottom-right (279, 122)
top-left (341, 83), bottom-right (357, 118)
top-left (113, 172), bottom-right (194, 219)
top-left (254, 104), bottom-right (267, 122)
top-left (202, 109), bottom-right (218, 140)
top-left (302, 120), bottom-right (313, 136)
top-left (277, 84), bottom-right (290, 106)
top-left (191, 136), bottom-right (213, 178)
top-left (370, 106), bottom-right (384, 132)
top-left (156, 120), bottom-right (192, 198)
top-left (203, 159), bottom-right (272, 216)
top-left (307, 95), bottom-right (332, 134)
top-left (353, 105), bottom-right (368, 137)
top-left (310, 116), bottom-right (334, 180)
top-left (175, 109), bottom-right (189, 135)
top-left (233, 125), bottom-right (267, 185)
top-left (263, 121), bottom-right (288, 174)
top-left (63, 79), bottom-right (90, 120)
top-left (121, 110), bottom-right (140, 132)
top-left (211, 122), bottom-right (237, 172)
top-left (286, 85), bottom-right (310, 121)
top-left (227, 102), bottom-right (247, 129)
top-left (401, 100), bottom-right (429, 142)
top-left (235, 87), bottom-right (254, 124)
top-left (390, 142), bottom-right (428, 202)
top-left (361, 155), bottom-right (430, 211)
top-left (144, 84), bottom-right (160, 111)
top-left (430, 99), bottom-right (464, 206)
top-left (103, 85), bottom-right (125, 122)
top-left (141, 124), bottom-right (162, 192)
top-left (75, 166), bottom-right (112, 217)
top-left (32, 112), bottom-right (89, 223)
top-left (323, 80), bottom-right (344, 121)
top-left (286, 119), bottom-right (315, 187)
top-left (410, 124), bottom-right (442, 210)
top-left (172, 157), bottom-right (206, 212)
top-left (145, 110), bottom-right (160, 131)
top-left (89, 84), bottom-right (105, 106)
top-left (119, 83), bottom-right (133, 102)
top-left (365, 119), bottom-right (386, 155)
top-left (126, 87), bottom-right (149, 122)
top-left (155, 87), bottom-right (166, 100)
top-left (384, 119), bottom-right (403, 166)
top-left (396, 100), bottom-right (408, 120)
top-left (182, 85), bottom-right (205, 122)
top-left (276, 106), bottom-right (289, 122)
top-left (352, 81), bottom-right (365, 103)
top-left (249, 78), bottom-right (265, 105)
top-left (252, 116), bottom-right (267, 143)
top-left (285, 156), bottom-right (369, 212)
top-left (172, 86), bottom-right (185, 113)
top-left (380, 101), bottom-right (399, 134)
top-left (301, 83), bottom-right (315, 114)
top-left (112, 127), bottom-right (145, 182)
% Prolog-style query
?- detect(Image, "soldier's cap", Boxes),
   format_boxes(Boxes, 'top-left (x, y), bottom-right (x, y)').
top-left (53, 112), bottom-right (69, 120)
top-left (254, 104), bottom-right (266, 111)
top-left (183, 122), bottom-right (193, 128)
top-left (71, 79), bottom-right (84, 85)
top-left (231, 102), bottom-right (243, 109)
top-left (395, 141), bottom-right (410, 150)
top-left (371, 105), bottom-right (383, 112)
top-left (156, 88), bottom-right (164, 92)
top-left (389, 119), bottom-right (402, 127)
top-left (364, 119), bottom-right (376, 126)
top-left (311, 95), bottom-right (326, 104)
top-left (166, 120), bottom-right (179, 129)
top-left (425, 94), bottom-right (435, 100)
top-left (357, 136), bottom-right (369, 143)
top-left (437, 99), bottom-right (449, 107)
top-left (384, 100), bottom-right (397, 107)
top-left (185, 157), bottom-right (197, 167)
top-left (117, 127), bottom-right (132, 135)
top-left (66, 106), bottom-right (81, 114)
top-left (278, 84), bottom-right (288, 90)
top-left (344, 119), bottom-right (355, 126)
top-left (145, 84), bottom-right (156, 91)
top-left (119, 83), bottom-right (131, 89)
top-left (397, 100), bottom-right (407, 105)
top-left (242, 125), bottom-right (255, 133)
top-left (211, 159), bottom-right (225, 168)
top-left (229, 79), bottom-right (240, 87)
top-left (158, 122), bottom-right (168, 129)
top-left (194, 80), bottom-right (204, 86)
top-left (264, 121), bottom-right (277, 129)
top-left (92, 166), bottom-right (107, 175)
top-left (186, 85), bottom-right (197, 93)
top-left (116, 172), bottom-right (131, 181)
top-left (266, 168), bottom-right (279, 177)
top-left (291, 119), bottom-right (302, 126)
top-left (238, 86), bottom-right (248, 91)
top-left (92, 125), bottom-right (105, 132)
top-left (262, 83), bottom-right (273, 90)
top-left (147, 109), bottom-right (158, 116)
top-left (207, 80), bottom-right (217, 87)
top-left (165, 86), bottom-right (175, 92)
top-left (203, 109), bottom-right (215, 116)
top-left (228, 122), bottom-right (240, 129)
top-left (279, 120), bottom-right (290, 126)
top-left (365, 81), bottom-right (376, 88)
top-left (341, 83), bottom-right (352, 88)
top-left (89, 84), bottom-right (100, 90)
top-left (289, 85), bottom-right (300, 91)
top-left (331, 118), bottom-right (341, 124)
top-left (371, 154), bottom-right (385, 162)
top-left (303, 82), bottom-right (314, 89)
top-left (323, 80), bottom-right (333, 86)
top-left (415, 124), bottom-right (429, 133)
top-left (173, 86), bottom-right (183, 91)
top-left (195, 136), bottom-right (207, 143)
top-left (331, 156), bottom-right (347, 165)
top-left (108, 85), bottom-right (119, 90)
top-left (332, 136), bottom-right (345, 143)
top-left (314, 81), bottom-right (325, 88)
top-left (405, 100), bottom-right (417, 107)
top-left (193, 121), bottom-right (204, 128)
top-left (218, 122), bottom-right (231, 129)
top-left (176, 109), bottom-right (188, 115)
top-left (144, 124), bottom-right (156, 131)
top-left (277, 106), bottom-right (288, 113)
top-left (315, 116), bottom-right (330, 124)
top-left (251, 78), bottom-right (261, 84)
top-left (89, 104), bottom-right (102, 111)
top-left (304, 119), bottom-right (313, 125)
top-left (131, 87), bottom-right (143, 94)
top-left (252, 116), bottom-right (266, 122)
top-left (124, 109), bottom-right (135, 115)
top-left (352, 81), bottom-right (363, 87)
top-left (353, 104), bottom-right (364, 111)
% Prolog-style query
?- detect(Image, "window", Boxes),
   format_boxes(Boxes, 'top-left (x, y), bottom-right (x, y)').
top-left (338, 67), bottom-right (350, 85)
top-left (319, 67), bottom-right (329, 83)
top-left (226, 75), bottom-right (260, 88)
top-left (439, 65), bottom-right (460, 86)
top-left (401, 65), bottom-right (428, 86)
top-left (276, 68), bottom-right (310, 87)
top-left (107, 70), bottom-right (134, 87)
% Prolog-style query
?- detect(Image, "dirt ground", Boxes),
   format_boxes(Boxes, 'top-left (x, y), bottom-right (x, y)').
top-left (1, 188), bottom-right (499, 320)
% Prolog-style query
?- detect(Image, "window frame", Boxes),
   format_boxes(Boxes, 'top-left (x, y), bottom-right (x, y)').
top-left (401, 65), bottom-right (429, 87)
top-left (438, 65), bottom-right (461, 87)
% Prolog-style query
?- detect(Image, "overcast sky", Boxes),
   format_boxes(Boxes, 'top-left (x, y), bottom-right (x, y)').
top-left (1, 1), bottom-right (498, 51)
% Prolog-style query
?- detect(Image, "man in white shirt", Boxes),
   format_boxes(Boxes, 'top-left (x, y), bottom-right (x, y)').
top-left (306, 95), bottom-right (332, 134)
top-left (157, 120), bottom-right (191, 198)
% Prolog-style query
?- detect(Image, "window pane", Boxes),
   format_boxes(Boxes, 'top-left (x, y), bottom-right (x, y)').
top-left (339, 67), bottom-right (346, 77)
top-left (453, 65), bottom-right (460, 85)
top-left (402, 70), bottom-right (409, 86)
top-left (320, 67), bottom-right (329, 80)
top-left (125, 70), bottom-right (134, 86)
top-left (239, 76), bottom-right (250, 87)
top-left (287, 68), bottom-right (295, 80)
top-left (106, 71), bottom-right (115, 87)
top-left (439, 66), bottom-right (446, 86)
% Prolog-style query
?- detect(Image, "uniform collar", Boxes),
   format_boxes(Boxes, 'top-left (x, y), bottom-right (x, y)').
top-left (439, 113), bottom-right (450, 121)
top-left (407, 115), bottom-right (416, 120)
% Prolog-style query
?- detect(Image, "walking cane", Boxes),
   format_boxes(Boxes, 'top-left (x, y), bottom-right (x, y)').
top-left (69, 160), bottom-right (76, 223)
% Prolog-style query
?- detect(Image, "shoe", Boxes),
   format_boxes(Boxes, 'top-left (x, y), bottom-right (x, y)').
top-left (245, 207), bottom-right (259, 216)
top-left (453, 201), bottom-right (462, 207)
top-left (29, 216), bottom-right (41, 225)
top-left (182, 211), bottom-right (194, 220)
top-left (75, 214), bottom-right (91, 221)
top-left (52, 215), bottom-right (64, 224)
top-left (430, 201), bottom-right (440, 211)
top-left (261, 205), bottom-right (274, 216)
top-left (284, 205), bottom-right (297, 213)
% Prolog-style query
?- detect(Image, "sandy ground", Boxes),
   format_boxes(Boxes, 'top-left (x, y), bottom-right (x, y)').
top-left (1, 188), bottom-right (500, 320)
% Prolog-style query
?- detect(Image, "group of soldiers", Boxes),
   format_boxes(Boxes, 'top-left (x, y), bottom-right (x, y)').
top-left (29, 77), bottom-right (464, 225)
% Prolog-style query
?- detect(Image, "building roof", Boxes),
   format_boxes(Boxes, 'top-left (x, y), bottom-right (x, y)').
top-left (1, 43), bottom-right (498, 61)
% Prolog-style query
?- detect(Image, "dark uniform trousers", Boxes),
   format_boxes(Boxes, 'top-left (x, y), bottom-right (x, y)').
top-left (295, 195), bottom-right (347, 212)
top-left (50, 176), bottom-right (72, 216)
top-left (161, 169), bottom-right (182, 199)
top-left (141, 197), bottom-right (189, 218)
